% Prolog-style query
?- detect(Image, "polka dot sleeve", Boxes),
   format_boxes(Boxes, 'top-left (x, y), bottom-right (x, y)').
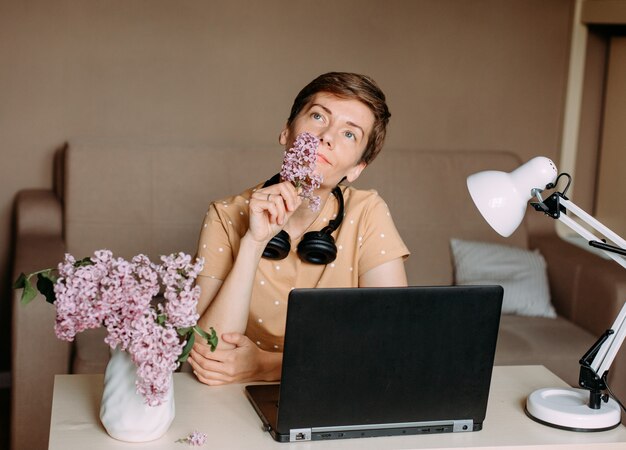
top-left (357, 193), bottom-right (409, 277)
top-left (195, 203), bottom-right (234, 280)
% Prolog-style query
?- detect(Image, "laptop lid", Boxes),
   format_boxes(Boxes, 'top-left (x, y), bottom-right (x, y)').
top-left (246, 285), bottom-right (503, 442)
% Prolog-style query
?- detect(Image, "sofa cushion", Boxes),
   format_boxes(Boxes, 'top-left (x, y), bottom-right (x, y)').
top-left (451, 238), bottom-right (556, 318)
top-left (495, 315), bottom-right (596, 387)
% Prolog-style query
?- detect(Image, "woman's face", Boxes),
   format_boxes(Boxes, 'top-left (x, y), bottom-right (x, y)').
top-left (280, 92), bottom-right (374, 187)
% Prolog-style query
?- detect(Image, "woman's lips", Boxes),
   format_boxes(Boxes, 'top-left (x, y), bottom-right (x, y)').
top-left (317, 154), bottom-right (331, 165)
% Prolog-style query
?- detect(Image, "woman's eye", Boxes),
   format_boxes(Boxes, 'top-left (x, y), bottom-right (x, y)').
top-left (345, 131), bottom-right (355, 140)
top-left (312, 112), bottom-right (323, 121)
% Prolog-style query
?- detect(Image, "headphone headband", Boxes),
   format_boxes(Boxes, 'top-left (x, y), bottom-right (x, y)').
top-left (261, 174), bottom-right (344, 264)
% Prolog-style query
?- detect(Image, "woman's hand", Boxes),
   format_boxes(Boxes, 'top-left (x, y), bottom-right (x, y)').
top-left (247, 181), bottom-right (301, 244)
top-left (188, 333), bottom-right (282, 386)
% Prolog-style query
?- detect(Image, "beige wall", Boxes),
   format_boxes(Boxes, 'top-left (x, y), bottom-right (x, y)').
top-left (0, 0), bottom-right (575, 366)
top-left (574, 28), bottom-right (608, 211)
top-left (583, 0), bottom-right (626, 24)
top-left (596, 36), bottom-right (626, 233)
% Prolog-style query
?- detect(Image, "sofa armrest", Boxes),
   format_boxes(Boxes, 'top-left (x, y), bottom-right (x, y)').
top-left (531, 233), bottom-right (626, 335)
top-left (11, 189), bottom-right (70, 450)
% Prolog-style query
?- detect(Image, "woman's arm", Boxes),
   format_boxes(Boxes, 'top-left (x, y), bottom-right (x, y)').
top-left (195, 233), bottom-right (267, 347)
top-left (189, 181), bottom-right (301, 385)
top-left (192, 274), bottom-right (284, 384)
top-left (195, 181), bottom-right (302, 348)
top-left (359, 257), bottom-right (407, 287)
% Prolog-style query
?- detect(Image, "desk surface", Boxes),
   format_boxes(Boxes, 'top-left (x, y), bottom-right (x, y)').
top-left (49, 365), bottom-right (626, 450)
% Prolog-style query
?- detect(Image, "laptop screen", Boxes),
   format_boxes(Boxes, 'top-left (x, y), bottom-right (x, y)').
top-left (275, 285), bottom-right (503, 435)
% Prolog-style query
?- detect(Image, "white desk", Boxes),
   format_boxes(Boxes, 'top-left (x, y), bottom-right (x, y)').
top-left (49, 366), bottom-right (626, 449)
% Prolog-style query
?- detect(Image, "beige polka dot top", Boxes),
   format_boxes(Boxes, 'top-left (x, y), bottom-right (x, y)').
top-left (196, 183), bottom-right (410, 352)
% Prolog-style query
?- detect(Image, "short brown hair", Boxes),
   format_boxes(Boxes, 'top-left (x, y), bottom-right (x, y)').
top-left (287, 72), bottom-right (391, 165)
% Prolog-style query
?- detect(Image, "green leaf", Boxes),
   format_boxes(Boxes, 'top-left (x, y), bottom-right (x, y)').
top-left (193, 326), bottom-right (218, 352)
top-left (13, 272), bottom-right (28, 290)
top-left (176, 326), bottom-right (192, 337)
top-left (36, 272), bottom-right (57, 305)
top-left (19, 277), bottom-right (38, 306)
top-left (48, 270), bottom-right (59, 284)
top-left (178, 332), bottom-right (195, 363)
top-left (41, 269), bottom-right (58, 284)
top-left (209, 327), bottom-right (218, 351)
top-left (74, 257), bottom-right (94, 267)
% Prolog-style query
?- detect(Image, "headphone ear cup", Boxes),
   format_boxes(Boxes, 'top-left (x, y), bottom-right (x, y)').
top-left (263, 230), bottom-right (291, 260)
top-left (297, 231), bottom-right (337, 265)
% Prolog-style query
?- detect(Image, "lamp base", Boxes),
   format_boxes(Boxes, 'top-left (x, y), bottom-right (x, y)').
top-left (526, 388), bottom-right (621, 432)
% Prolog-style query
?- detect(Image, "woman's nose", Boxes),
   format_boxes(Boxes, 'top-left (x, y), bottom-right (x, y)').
top-left (319, 128), bottom-right (333, 150)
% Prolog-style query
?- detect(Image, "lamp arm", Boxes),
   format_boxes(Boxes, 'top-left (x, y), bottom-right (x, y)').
top-left (559, 198), bottom-right (626, 269)
top-left (594, 304), bottom-right (626, 379)
top-left (538, 195), bottom-right (626, 381)
top-left (589, 240), bottom-right (626, 257)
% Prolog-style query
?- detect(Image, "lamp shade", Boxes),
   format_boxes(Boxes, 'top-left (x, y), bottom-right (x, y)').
top-left (467, 156), bottom-right (558, 237)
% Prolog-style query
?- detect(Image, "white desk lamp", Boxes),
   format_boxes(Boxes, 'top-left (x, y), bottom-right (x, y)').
top-left (467, 156), bottom-right (626, 431)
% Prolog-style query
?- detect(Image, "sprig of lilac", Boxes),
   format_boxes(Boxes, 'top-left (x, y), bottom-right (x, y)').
top-left (176, 431), bottom-right (207, 446)
top-left (280, 132), bottom-right (323, 211)
top-left (14, 250), bottom-right (217, 407)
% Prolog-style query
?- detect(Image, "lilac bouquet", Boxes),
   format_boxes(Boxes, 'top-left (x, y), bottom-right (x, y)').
top-left (14, 250), bottom-right (217, 406)
top-left (280, 132), bottom-right (323, 211)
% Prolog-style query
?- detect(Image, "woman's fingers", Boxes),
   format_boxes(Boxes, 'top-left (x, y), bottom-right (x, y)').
top-left (250, 181), bottom-right (300, 228)
top-left (188, 350), bottom-right (233, 385)
top-left (274, 181), bottom-right (300, 212)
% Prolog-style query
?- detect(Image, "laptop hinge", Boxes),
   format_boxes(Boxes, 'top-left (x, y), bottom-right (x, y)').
top-left (289, 428), bottom-right (312, 442)
top-left (453, 419), bottom-right (474, 432)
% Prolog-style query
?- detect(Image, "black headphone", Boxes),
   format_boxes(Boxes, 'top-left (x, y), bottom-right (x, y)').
top-left (261, 173), bottom-right (344, 265)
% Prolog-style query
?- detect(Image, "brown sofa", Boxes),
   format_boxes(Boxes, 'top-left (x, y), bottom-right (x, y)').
top-left (11, 140), bottom-right (626, 449)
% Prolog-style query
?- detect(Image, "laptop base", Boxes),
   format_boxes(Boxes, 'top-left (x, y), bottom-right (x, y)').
top-left (246, 384), bottom-right (481, 443)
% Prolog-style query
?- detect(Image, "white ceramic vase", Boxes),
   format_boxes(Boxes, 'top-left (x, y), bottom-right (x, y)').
top-left (99, 348), bottom-right (175, 442)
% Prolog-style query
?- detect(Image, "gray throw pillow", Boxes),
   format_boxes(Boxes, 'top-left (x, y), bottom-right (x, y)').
top-left (450, 238), bottom-right (556, 318)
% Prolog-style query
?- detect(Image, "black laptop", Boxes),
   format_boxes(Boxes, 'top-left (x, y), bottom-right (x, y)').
top-left (245, 285), bottom-right (503, 443)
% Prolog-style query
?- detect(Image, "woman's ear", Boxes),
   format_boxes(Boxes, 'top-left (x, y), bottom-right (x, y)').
top-left (279, 126), bottom-right (289, 145)
top-left (345, 161), bottom-right (367, 183)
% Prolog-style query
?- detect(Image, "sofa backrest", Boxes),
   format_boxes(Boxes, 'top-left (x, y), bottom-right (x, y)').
top-left (353, 149), bottom-right (528, 285)
top-left (64, 141), bottom-right (529, 286)
top-left (64, 139), bottom-right (282, 260)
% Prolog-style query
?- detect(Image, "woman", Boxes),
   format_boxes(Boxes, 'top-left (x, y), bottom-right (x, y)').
top-left (188, 72), bottom-right (410, 385)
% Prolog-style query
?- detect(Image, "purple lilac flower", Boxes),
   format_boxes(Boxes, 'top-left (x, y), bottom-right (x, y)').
top-left (280, 131), bottom-right (323, 211)
top-left (160, 253), bottom-right (204, 329)
top-left (53, 252), bottom-right (110, 341)
top-left (101, 254), bottom-right (158, 351)
top-left (129, 313), bottom-right (182, 406)
top-left (177, 430), bottom-right (207, 446)
top-left (188, 431), bottom-right (207, 446)
top-left (51, 249), bottom-right (205, 406)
